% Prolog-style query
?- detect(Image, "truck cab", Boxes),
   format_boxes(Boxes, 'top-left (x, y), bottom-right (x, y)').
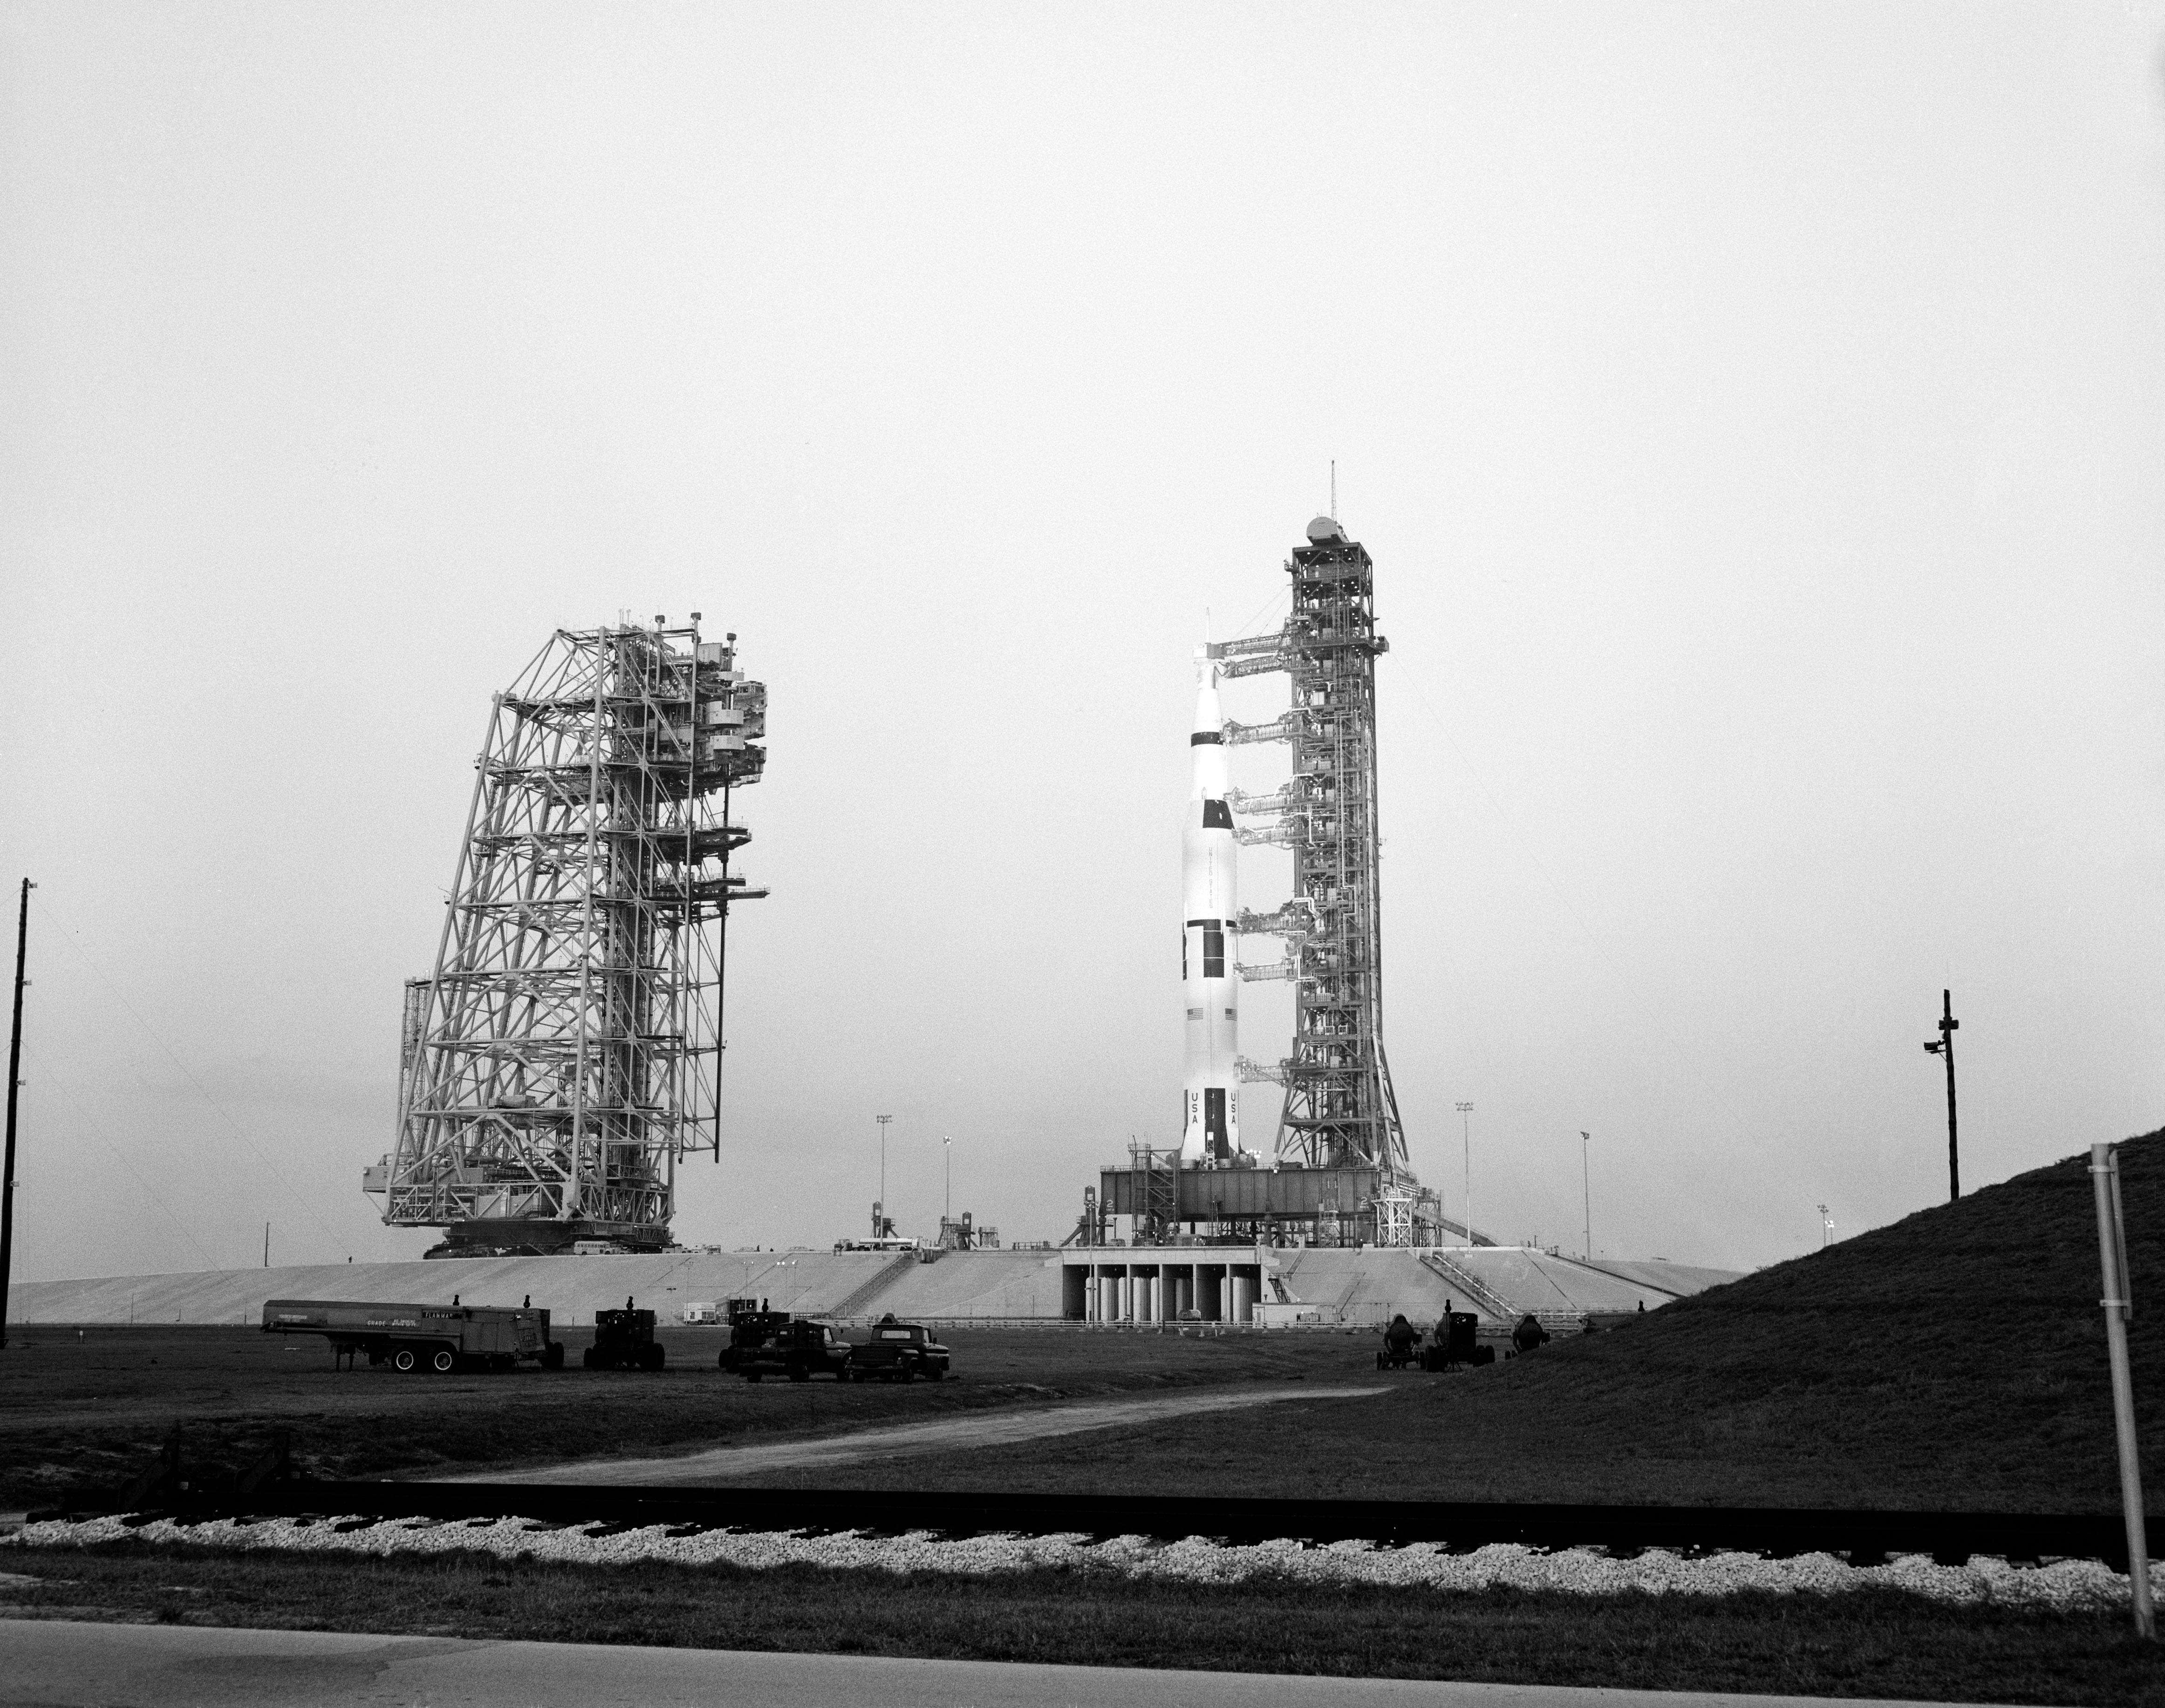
top-left (852, 1317), bottom-right (950, 1383)
top-left (733, 1320), bottom-right (852, 1382)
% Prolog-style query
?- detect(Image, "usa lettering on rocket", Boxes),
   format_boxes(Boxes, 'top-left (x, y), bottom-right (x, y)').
top-left (1181, 655), bottom-right (1243, 1163)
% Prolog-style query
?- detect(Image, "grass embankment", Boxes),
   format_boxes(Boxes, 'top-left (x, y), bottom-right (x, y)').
top-left (1, 1543), bottom-right (2158, 1706)
top-left (0, 1321), bottom-right (1355, 1510)
top-left (771, 1133), bottom-right (2165, 1512)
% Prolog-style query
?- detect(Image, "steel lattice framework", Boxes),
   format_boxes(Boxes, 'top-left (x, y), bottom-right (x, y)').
top-left (370, 621), bottom-right (767, 1255)
top-left (1212, 521), bottom-right (1410, 1186)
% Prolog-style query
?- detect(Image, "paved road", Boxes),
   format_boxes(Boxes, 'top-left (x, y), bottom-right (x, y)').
top-left (0, 1620), bottom-right (2008, 1708)
top-left (453, 1383), bottom-right (1386, 1485)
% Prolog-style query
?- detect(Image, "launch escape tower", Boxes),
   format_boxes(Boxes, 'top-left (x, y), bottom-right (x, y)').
top-left (369, 619), bottom-right (767, 1257)
top-left (1217, 516), bottom-right (1410, 1187)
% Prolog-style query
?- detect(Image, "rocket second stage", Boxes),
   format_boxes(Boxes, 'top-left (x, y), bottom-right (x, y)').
top-left (1181, 658), bottom-right (1242, 1163)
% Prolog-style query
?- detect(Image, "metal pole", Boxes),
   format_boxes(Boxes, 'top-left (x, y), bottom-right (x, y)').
top-left (1456, 1102), bottom-right (1472, 1247)
top-left (1580, 1131), bottom-right (1591, 1259)
top-left (944, 1136), bottom-right (951, 1225)
top-left (2090, 1142), bottom-right (2153, 1640)
top-left (0, 878), bottom-right (30, 1349)
top-left (1940, 990), bottom-right (1959, 1199)
top-left (876, 1114), bottom-right (892, 1236)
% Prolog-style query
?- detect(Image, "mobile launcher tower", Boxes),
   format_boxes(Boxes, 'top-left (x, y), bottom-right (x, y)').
top-left (365, 618), bottom-right (767, 1257)
top-left (1098, 517), bottom-right (1452, 1248)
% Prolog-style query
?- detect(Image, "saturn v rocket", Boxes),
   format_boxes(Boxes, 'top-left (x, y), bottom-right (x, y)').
top-left (1181, 657), bottom-right (1243, 1163)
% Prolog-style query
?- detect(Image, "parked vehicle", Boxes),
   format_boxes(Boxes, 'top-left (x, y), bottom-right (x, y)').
top-left (734, 1319), bottom-right (853, 1382)
top-left (715, 1299), bottom-right (793, 1372)
top-left (1375, 1313), bottom-right (1422, 1369)
top-left (260, 1299), bottom-right (562, 1374)
top-left (1420, 1311), bottom-right (1488, 1371)
top-left (585, 1302), bottom-right (666, 1371)
top-left (852, 1316), bottom-right (950, 1382)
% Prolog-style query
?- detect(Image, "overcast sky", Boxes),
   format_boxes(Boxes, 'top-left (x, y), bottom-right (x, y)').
top-left (4, 3), bottom-right (2161, 1282)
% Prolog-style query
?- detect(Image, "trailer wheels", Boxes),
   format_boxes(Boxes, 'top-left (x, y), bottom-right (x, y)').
top-left (640, 1344), bottom-right (666, 1373)
top-left (786, 1364), bottom-right (809, 1382)
top-left (541, 1341), bottom-right (565, 1370)
top-left (390, 1347), bottom-right (418, 1374)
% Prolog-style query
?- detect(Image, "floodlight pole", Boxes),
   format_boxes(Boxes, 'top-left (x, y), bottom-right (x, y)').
top-left (2090, 1142), bottom-right (2153, 1641)
top-left (876, 1114), bottom-right (893, 1237)
top-left (1456, 1102), bottom-right (1474, 1247)
top-left (1922, 990), bottom-right (1959, 1200)
top-left (0, 878), bottom-right (29, 1350)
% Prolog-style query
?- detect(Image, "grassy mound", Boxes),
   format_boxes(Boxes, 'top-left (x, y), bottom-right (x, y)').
top-left (792, 1129), bottom-right (2165, 1511)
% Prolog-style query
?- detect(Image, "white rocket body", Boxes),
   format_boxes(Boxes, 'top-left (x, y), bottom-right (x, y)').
top-left (1181, 660), bottom-right (1241, 1163)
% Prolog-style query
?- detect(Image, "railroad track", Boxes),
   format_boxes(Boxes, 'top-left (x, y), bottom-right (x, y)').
top-left (39, 1480), bottom-right (2153, 1572)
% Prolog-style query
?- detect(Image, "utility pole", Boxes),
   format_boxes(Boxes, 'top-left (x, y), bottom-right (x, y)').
top-left (263, 1224), bottom-right (270, 1269)
top-left (1818, 1204), bottom-right (1832, 1250)
top-left (943, 1136), bottom-right (952, 1226)
top-left (875, 1114), bottom-right (892, 1237)
top-left (1921, 990), bottom-right (1960, 1199)
top-left (0, 878), bottom-right (30, 1349)
top-left (2089, 1142), bottom-right (2153, 1640)
top-left (1456, 1102), bottom-right (1474, 1248)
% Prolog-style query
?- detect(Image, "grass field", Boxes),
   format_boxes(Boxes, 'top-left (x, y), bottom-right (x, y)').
top-left (0, 1318), bottom-right (1363, 1510)
top-left (4, 1133), bottom-right (2160, 1517)
top-left (3, 1134), bottom-right (2161, 1699)
top-left (747, 1133), bottom-right (2165, 1512)
top-left (0, 1542), bottom-right (2158, 1706)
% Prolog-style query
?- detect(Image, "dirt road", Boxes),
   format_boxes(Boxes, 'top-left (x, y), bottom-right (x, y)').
top-left (454, 1384), bottom-right (1387, 1485)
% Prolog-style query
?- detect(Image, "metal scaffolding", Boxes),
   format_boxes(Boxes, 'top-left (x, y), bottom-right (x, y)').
top-left (370, 619), bottom-right (767, 1256)
top-left (1213, 519), bottom-right (1411, 1188)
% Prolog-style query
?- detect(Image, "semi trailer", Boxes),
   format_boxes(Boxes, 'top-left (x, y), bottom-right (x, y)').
top-left (260, 1299), bottom-right (564, 1373)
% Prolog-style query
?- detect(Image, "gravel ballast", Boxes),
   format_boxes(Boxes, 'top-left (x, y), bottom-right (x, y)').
top-left (10, 1513), bottom-right (2160, 1610)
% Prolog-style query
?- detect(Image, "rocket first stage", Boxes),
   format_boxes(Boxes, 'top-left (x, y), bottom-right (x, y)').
top-left (1181, 657), bottom-right (1243, 1162)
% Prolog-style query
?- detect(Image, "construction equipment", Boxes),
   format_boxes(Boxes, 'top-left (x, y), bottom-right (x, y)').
top-left (260, 1300), bottom-right (562, 1374)
top-left (716, 1300), bottom-right (795, 1372)
top-left (585, 1304), bottom-right (666, 1371)
top-left (734, 1320), bottom-right (852, 1382)
top-left (1421, 1311), bottom-right (1484, 1371)
top-left (371, 619), bottom-right (769, 1257)
top-left (1374, 1313), bottom-right (1421, 1370)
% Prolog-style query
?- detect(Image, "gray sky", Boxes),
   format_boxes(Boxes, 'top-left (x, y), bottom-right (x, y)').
top-left (4, 2), bottom-right (2161, 1281)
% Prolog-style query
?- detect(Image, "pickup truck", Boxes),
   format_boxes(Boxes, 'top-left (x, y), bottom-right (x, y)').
top-left (733, 1319), bottom-right (853, 1382)
top-left (851, 1319), bottom-right (950, 1383)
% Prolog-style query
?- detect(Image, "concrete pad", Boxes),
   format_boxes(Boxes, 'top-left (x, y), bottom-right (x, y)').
top-left (0, 1619), bottom-right (2015, 1708)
